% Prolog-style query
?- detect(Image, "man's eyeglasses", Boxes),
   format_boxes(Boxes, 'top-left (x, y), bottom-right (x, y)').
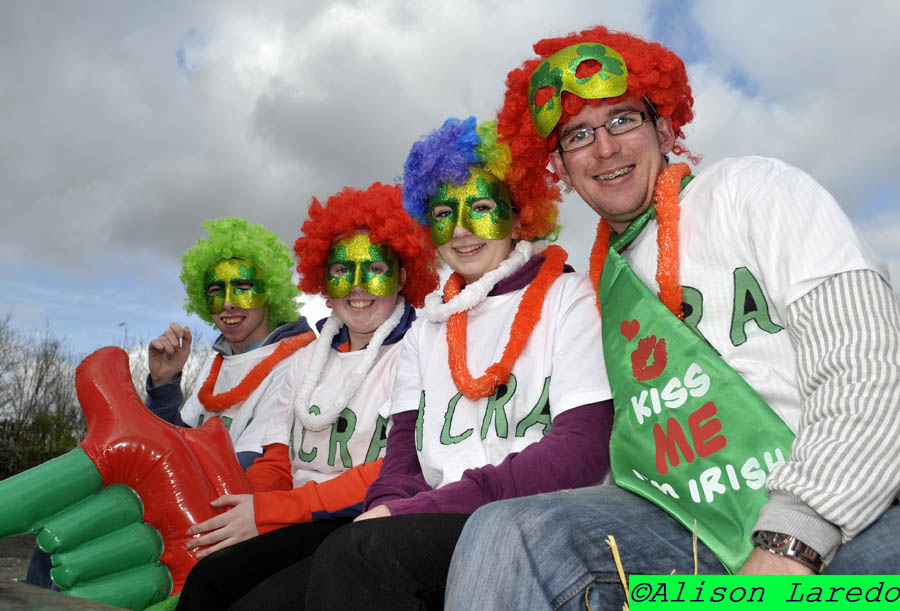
top-left (557, 110), bottom-right (650, 153)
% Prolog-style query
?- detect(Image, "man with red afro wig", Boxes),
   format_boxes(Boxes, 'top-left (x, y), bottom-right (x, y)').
top-left (446, 26), bottom-right (900, 608)
top-left (177, 183), bottom-right (440, 608)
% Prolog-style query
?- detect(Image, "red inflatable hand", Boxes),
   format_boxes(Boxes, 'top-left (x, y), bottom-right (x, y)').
top-left (77, 346), bottom-right (251, 593)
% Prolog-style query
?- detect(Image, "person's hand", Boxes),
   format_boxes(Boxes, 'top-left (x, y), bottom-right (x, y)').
top-left (186, 494), bottom-right (258, 559)
top-left (148, 323), bottom-right (192, 386)
top-left (354, 504), bottom-right (392, 522)
top-left (738, 547), bottom-right (815, 575)
top-left (0, 347), bottom-right (251, 608)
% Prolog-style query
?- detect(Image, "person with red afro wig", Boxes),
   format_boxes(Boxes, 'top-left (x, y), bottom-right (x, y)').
top-left (443, 25), bottom-right (900, 609)
top-left (295, 182), bottom-right (438, 308)
top-left (177, 183), bottom-right (442, 609)
top-left (499, 25), bottom-right (695, 165)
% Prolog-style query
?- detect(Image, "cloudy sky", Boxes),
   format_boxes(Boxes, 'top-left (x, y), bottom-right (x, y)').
top-left (2, 0), bottom-right (898, 356)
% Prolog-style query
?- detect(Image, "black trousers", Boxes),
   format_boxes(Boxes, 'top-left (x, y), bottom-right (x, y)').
top-left (177, 518), bottom-right (351, 610)
top-left (176, 514), bottom-right (470, 611)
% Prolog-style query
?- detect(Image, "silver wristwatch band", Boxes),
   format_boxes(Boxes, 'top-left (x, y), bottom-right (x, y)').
top-left (751, 530), bottom-right (825, 573)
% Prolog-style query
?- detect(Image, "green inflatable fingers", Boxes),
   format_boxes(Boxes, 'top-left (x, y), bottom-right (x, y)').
top-left (0, 449), bottom-right (101, 536)
top-left (0, 447), bottom-right (172, 609)
top-left (38, 484), bottom-right (145, 553)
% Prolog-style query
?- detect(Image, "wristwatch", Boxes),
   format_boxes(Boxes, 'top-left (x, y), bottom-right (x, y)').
top-left (752, 530), bottom-right (825, 573)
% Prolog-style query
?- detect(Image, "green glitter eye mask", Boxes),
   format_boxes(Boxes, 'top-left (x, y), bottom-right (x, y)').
top-left (326, 233), bottom-right (400, 299)
top-left (427, 168), bottom-right (513, 246)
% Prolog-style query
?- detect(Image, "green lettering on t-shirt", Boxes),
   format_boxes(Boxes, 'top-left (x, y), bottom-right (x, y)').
top-left (481, 373), bottom-right (516, 440)
top-left (297, 405), bottom-right (320, 463)
top-left (328, 408), bottom-right (357, 468)
top-left (441, 392), bottom-right (473, 445)
top-left (365, 415), bottom-right (389, 463)
top-left (730, 267), bottom-right (784, 346)
top-left (415, 391), bottom-right (425, 452)
top-left (515, 376), bottom-right (552, 437)
top-left (288, 418), bottom-right (296, 460)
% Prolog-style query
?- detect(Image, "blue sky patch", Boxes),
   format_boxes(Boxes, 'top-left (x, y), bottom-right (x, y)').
top-left (648, 0), bottom-right (709, 65)
top-left (1, 261), bottom-right (206, 357)
top-left (175, 27), bottom-right (207, 77)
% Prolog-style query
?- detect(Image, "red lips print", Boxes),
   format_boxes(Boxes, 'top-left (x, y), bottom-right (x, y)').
top-left (631, 335), bottom-right (668, 382)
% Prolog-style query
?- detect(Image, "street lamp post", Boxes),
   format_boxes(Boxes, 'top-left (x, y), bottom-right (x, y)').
top-left (118, 321), bottom-right (128, 349)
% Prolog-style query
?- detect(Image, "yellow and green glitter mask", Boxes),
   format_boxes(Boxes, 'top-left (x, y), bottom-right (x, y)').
top-left (427, 167), bottom-right (513, 247)
top-left (326, 233), bottom-right (400, 299)
top-left (528, 42), bottom-right (628, 138)
top-left (205, 258), bottom-right (268, 314)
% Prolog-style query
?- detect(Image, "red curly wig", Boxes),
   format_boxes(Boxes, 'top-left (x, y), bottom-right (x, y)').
top-left (499, 26), bottom-right (696, 199)
top-left (294, 182), bottom-right (439, 307)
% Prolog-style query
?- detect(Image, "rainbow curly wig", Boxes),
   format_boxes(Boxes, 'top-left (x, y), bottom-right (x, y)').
top-left (402, 116), bottom-right (559, 241)
top-left (499, 26), bottom-right (696, 192)
top-left (294, 182), bottom-right (439, 307)
top-left (181, 217), bottom-right (300, 328)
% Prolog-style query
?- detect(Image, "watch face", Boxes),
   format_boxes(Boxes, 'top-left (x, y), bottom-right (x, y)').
top-left (757, 531), bottom-right (793, 551)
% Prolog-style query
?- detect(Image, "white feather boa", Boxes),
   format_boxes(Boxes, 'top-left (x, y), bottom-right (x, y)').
top-left (422, 240), bottom-right (547, 323)
top-left (292, 300), bottom-right (406, 432)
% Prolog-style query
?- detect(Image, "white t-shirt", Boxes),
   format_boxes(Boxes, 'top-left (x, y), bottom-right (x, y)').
top-left (262, 341), bottom-right (401, 488)
top-left (622, 156), bottom-right (887, 432)
top-left (391, 271), bottom-right (612, 490)
top-left (180, 341), bottom-right (298, 455)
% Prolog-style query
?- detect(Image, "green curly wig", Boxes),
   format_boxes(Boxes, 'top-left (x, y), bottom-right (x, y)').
top-left (181, 217), bottom-right (301, 328)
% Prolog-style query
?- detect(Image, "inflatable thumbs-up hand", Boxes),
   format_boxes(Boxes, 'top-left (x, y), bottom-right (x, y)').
top-left (0, 346), bottom-right (251, 609)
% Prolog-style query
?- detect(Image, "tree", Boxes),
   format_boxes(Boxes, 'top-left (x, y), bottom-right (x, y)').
top-left (0, 314), bottom-right (84, 479)
top-left (0, 314), bottom-right (215, 479)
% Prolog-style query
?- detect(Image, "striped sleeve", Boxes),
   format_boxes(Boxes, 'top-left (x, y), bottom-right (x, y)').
top-left (754, 269), bottom-right (900, 563)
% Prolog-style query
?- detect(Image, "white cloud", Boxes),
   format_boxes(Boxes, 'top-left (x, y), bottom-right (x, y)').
top-left (2, 0), bottom-right (897, 349)
top-left (2, 1), bottom-right (657, 269)
top-left (687, 0), bottom-right (900, 209)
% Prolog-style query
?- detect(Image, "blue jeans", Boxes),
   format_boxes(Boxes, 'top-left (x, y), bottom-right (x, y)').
top-left (25, 546), bottom-right (55, 589)
top-left (445, 485), bottom-right (900, 610)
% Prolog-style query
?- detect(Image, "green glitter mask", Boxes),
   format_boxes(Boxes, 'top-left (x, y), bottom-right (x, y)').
top-left (326, 233), bottom-right (400, 299)
top-left (205, 258), bottom-right (268, 314)
top-left (528, 42), bottom-right (628, 138)
top-left (427, 168), bottom-right (513, 246)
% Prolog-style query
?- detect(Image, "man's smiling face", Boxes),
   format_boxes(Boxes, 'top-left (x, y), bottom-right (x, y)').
top-left (549, 98), bottom-right (675, 233)
top-left (205, 258), bottom-right (271, 352)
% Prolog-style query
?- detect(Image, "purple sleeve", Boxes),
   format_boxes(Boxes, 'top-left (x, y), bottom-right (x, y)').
top-left (383, 400), bottom-right (613, 516)
top-left (363, 411), bottom-right (430, 510)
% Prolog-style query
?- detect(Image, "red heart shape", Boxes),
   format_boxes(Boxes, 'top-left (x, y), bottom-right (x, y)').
top-left (620, 319), bottom-right (640, 341)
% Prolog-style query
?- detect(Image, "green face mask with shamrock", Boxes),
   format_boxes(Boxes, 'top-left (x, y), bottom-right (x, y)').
top-left (528, 42), bottom-right (628, 138)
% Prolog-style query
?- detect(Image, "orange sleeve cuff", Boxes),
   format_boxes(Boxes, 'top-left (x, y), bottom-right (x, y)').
top-left (254, 459), bottom-right (383, 534)
top-left (246, 444), bottom-right (292, 492)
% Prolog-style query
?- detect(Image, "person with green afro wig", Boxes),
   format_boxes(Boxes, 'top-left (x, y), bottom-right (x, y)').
top-left (22, 217), bottom-right (317, 598)
top-left (181, 217), bottom-right (302, 330)
top-left (145, 217), bottom-right (315, 471)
